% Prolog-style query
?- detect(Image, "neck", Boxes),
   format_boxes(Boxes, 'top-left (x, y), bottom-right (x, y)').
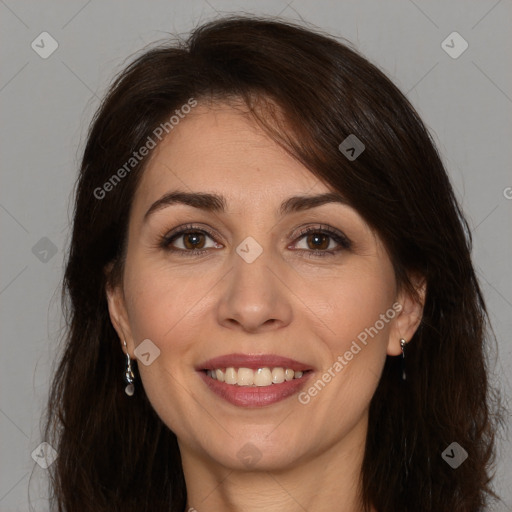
top-left (181, 413), bottom-right (375, 512)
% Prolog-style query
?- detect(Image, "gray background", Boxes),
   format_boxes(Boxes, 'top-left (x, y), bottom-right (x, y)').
top-left (0, 1), bottom-right (511, 510)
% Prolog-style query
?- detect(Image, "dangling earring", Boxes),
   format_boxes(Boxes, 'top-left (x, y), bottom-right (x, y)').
top-left (400, 338), bottom-right (407, 381)
top-left (123, 340), bottom-right (135, 396)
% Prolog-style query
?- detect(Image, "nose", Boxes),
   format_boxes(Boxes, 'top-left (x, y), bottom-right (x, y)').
top-left (216, 244), bottom-right (293, 333)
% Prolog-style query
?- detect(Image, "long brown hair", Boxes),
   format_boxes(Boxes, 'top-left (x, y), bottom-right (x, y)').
top-left (40, 16), bottom-right (504, 512)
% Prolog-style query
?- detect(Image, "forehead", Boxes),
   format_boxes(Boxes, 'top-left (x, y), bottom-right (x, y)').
top-left (132, 102), bottom-right (328, 215)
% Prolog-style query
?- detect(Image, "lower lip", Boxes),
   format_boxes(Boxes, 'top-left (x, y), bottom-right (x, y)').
top-left (197, 370), bottom-right (313, 407)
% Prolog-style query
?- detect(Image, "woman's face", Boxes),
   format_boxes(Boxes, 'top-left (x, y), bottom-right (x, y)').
top-left (107, 101), bottom-right (422, 471)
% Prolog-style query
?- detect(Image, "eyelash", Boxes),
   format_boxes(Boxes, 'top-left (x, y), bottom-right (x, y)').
top-left (158, 223), bottom-right (352, 258)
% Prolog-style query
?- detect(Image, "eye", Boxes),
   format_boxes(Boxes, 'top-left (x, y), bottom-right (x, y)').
top-left (291, 225), bottom-right (351, 257)
top-left (158, 223), bottom-right (351, 258)
top-left (159, 224), bottom-right (222, 256)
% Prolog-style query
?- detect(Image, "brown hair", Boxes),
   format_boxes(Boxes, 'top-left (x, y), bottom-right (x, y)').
top-left (41, 16), bottom-right (504, 512)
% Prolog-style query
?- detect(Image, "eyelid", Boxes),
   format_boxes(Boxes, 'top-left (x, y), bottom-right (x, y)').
top-left (159, 223), bottom-right (222, 252)
top-left (162, 223), bottom-right (219, 243)
top-left (159, 222), bottom-right (352, 255)
top-left (290, 224), bottom-right (351, 249)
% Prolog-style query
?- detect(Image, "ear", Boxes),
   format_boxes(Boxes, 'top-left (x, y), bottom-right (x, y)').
top-left (104, 262), bottom-right (135, 358)
top-left (386, 274), bottom-right (426, 356)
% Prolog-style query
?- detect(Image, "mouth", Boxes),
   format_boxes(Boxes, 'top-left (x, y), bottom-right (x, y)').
top-left (202, 367), bottom-right (312, 386)
top-left (196, 353), bottom-right (314, 407)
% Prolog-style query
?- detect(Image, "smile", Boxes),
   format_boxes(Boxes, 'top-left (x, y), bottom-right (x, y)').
top-left (196, 353), bottom-right (314, 407)
top-left (205, 367), bottom-right (308, 386)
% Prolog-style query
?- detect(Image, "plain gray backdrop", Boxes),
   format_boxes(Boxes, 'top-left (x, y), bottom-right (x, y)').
top-left (1, 1), bottom-right (511, 510)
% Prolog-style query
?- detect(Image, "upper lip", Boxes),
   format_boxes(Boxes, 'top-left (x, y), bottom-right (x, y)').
top-left (197, 353), bottom-right (314, 372)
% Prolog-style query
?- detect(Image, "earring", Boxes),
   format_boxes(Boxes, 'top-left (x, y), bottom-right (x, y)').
top-left (400, 338), bottom-right (407, 381)
top-left (123, 340), bottom-right (135, 396)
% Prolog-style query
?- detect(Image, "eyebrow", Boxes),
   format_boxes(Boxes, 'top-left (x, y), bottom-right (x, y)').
top-left (143, 190), bottom-right (348, 222)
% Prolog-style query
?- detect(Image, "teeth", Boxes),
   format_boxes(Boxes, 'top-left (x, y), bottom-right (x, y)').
top-left (225, 367), bottom-right (237, 385)
top-left (238, 367), bottom-right (254, 386)
top-left (253, 368), bottom-right (272, 386)
top-left (205, 367), bottom-right (307, 386)
top-left (272, 367), bottom-right (285, 383)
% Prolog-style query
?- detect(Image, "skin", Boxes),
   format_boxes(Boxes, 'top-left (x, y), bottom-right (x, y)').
top-left (106, 101), bottom-right (425, 512)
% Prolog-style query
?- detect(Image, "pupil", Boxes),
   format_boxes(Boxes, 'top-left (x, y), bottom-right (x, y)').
top-left (309, 234), bottom-right (328, 250)
top-left (185, 233), bottom-right (204, 249)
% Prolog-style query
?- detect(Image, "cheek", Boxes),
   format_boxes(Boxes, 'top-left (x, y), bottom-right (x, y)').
top-left (123, 254), bottom-right (213, 345)
top-left (314, 260), bottom-right (396, 351)
top-left (307, 261), bottom-right (395, 403)
top-left (122, 260), bottom-right (211, 431)
top-left (122, 255), bottom-right (219, 403)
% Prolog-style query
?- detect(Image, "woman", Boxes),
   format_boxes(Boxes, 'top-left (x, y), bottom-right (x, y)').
top-left (42, 16), bottom-right (503, 512)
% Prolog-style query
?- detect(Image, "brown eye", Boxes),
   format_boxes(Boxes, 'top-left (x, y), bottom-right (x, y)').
top-left (305, 233), bottom-right (330, 251)
top-left (181, 231), bottom-right (207, 250)
top-left (293, 225), bottom-right (351, 257)
top-left (160, 225), bottom-right (222, 256)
